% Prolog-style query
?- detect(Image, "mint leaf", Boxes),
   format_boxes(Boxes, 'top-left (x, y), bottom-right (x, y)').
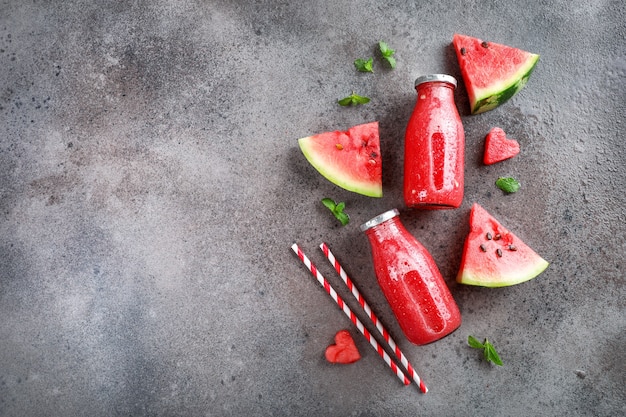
top-left (321, 198), bottom-right (336, 211)
top-left (379, 41), bottom-right (392, 55)
top-left (496, 177), bottom-right (520, 193)
top-left (338, 92), bottom-right (370, 106)
top-left (468, 336), bottom-right (503, 366)
top-left (321, 198), bottom-right (350, 226)
top-left (337, 96), bottom-right (353, 106)
top-left (354, 57), bottom-right (374, 72)
top-left (353, 95), bottom-right (370, 104)
top-left (467, 335), bottom-right (485, 349)
top-left (484, 340), bottom-right (503, 366)
top-left (383, 56), bottom-right (396, 68)
top-left (335, 212), bottom-right (350, 226)
top-left (379, 41), bottom-right (396, 69)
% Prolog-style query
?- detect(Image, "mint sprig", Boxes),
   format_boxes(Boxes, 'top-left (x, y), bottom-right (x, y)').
top-left (321, 198), bottom-right (350, 226)
top-left (354, 57), bottom-right (374, 72)
top-left (379, 41), bottom-right (396, 69)
top-left (468, 336), bottom-right (503, 366)
top-left (496, 177), bottom-right (521, 193)
top-left (338, 92), bottom-right (370, 106)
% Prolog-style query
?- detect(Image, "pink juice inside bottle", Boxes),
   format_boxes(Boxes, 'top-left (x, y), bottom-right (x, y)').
top-left (361, 209), bottom-right (461, 345)
top-left (404, 74), bottom-right (465, 209)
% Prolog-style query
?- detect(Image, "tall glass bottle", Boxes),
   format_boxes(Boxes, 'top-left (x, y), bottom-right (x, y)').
top-left (404, 74), bottom-right (465, 209)
top-left (361, 209), bottom-right (461, 345)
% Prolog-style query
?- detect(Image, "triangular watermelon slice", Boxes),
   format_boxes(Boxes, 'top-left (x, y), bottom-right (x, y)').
top-left (452, 34), bottom-right (540, 114)
top-left (298, 122), bottom-right (382, 197)
top-left (457, 203), bottom-right (549, 287)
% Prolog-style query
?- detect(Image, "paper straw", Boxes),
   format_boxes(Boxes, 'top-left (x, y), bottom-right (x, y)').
top-left (291, 243), bottom-right (410, 386)
top-left (320, 242), bottom-right (428, 394)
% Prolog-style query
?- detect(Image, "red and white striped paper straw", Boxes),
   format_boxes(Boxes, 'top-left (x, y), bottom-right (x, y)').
top-left (291, 243), bottom-right (410, 386)
top-left (320, 242), bottom-right (428, 394)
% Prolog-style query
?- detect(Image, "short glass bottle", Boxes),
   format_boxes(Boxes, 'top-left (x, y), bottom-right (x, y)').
top-left (361, 209), bottom-right (461, 345)
top-left (404, 74), bottom-right (465, 209)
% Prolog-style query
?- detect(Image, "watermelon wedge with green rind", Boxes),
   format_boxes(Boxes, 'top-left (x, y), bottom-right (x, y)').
top-left (298, 122), bottom-right (382, 198)
top-left (457, 203), bottom-right (549, 287)
top-left (452, 34), bottom-right (540, 114)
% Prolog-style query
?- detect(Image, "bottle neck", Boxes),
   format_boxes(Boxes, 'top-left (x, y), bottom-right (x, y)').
top-left (365, 216), bottom-right (405, 243)
top-left (416, 81), bottom-right (455, 97)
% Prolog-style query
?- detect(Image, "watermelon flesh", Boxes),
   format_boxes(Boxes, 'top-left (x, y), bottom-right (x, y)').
top-left (452, 34), bottom-right (540, 114)
top-left (298, 122), bottom-right (382, 197)
top-left (457, 203), bottom-right (549, 287)
top-left (484, 127), bottom-right (520, 165)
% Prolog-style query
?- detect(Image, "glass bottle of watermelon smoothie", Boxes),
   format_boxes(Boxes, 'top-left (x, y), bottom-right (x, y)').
top-left (404, 74), bottom-right (465, 209)
top-left (360, 209), bottom-right (461, 345)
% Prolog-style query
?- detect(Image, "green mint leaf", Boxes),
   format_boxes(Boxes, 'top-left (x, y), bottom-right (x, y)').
top-left (468, 335), bottom-right (485, 349)
top-left (383, 56), bottom-right (396, 69)
top-left (469, 336), bottom-right (503, 366)
top-left (321, 198), bottom-right (337, 211)
top-left (353, 94), bottom-right (370, 104)
top-left (484, 340), bottom-right (503, 366)
top-left (354, 57), bottom-right (374, 72)
top-left (496, 177), bottom-right (520, 193)
top-left (379, 41), bottom-right (392, 56)
top-left (338, 92), bottom-right (370, 106)
top-left (336, 212), bottom-right (350, 226)
top-left (337, 96), bottom-right (353, 106)
top-left (321, 198), bottom-right (350, 226)
top-left (379, 41), bottom-right (396, 68)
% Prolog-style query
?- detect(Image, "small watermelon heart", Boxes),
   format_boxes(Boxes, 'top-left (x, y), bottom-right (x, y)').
top-left (484, 127), bottom-right (520, 165)
top-left (325, 330), bottom-right (361, 364)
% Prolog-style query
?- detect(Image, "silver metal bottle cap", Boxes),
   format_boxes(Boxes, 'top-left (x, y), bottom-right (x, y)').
top-left (360, 209), bottom-right (400, 232)
top-left (414, 74), bottom-right (457, 88)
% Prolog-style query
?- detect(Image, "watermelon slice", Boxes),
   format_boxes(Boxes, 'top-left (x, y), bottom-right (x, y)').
top-left (452, 34), bottom-right (540, 114)
top-left (457, 203), bottom-right (549, 287)
top-left (484, 127), bottom-right (520, 165)
top-left (298, 122), bottom-right (382, 197)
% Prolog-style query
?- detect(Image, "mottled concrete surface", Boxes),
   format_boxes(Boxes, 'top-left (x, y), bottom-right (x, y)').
top-left (1, 1), bottom-right (624, 416)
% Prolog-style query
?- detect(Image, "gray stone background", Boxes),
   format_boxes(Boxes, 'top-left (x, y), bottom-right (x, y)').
top-left (1, 0), bottom-right (624, 416)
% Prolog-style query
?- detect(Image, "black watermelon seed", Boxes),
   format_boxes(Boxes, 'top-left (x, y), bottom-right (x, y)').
top-left (486, 232), bottom-right (492, 240)
top-left (496, 248), bottom-right (503, 257)
top-left (494, 233), bottom-right (501, 240)
top-left (480, 244), bottom-right (487, 252)
top-left (509, 245), bottom-right (517, 251)
top-left (481, 41), bottom-right (489, 48)
top-left (460, 47), bottom-right (466, 56)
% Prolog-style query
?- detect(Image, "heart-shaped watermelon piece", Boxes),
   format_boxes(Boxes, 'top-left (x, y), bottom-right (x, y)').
top-left (325, 330), bottom-right (361, 364)
top-left (484, 127), bottom-right (520, 165)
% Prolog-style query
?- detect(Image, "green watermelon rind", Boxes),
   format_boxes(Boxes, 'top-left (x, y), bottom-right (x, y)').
top-left (471, 54), bottom-right (540, 114)
top-left (298, 129), bottom-right (383, 198)
top-left (457, 256), bottom-right (549, 287)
